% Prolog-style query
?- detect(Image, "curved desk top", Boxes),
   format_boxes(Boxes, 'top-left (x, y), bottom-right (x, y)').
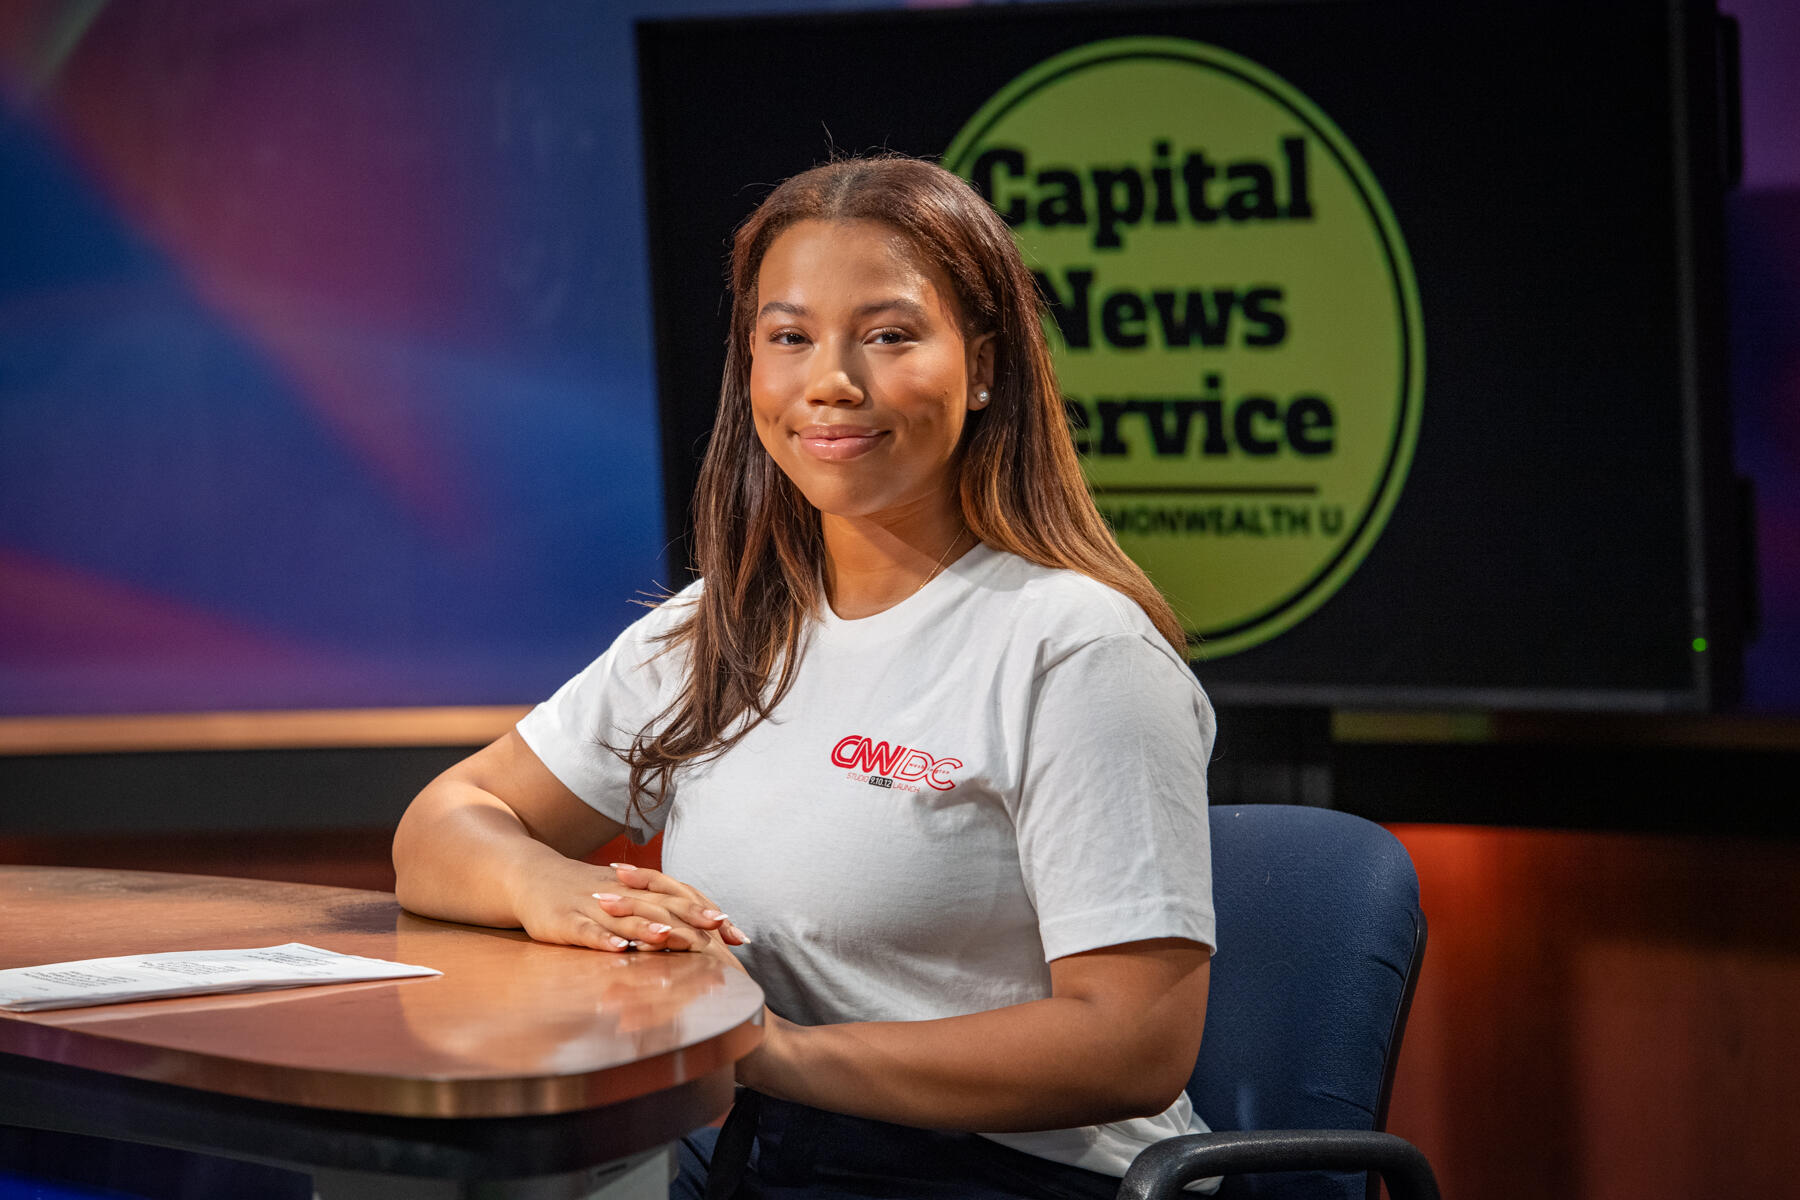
top-left (0, 866), bottom-right (765, 1120)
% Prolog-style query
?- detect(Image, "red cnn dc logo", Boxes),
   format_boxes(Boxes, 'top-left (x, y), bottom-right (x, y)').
top-left (830, 735), bottom-right (962, 792)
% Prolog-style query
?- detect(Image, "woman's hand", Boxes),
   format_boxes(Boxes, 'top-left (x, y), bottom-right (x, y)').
top-left (511, 857), bottom-right (749, 953)
top-left (588, 863), bottom-right (751, 952)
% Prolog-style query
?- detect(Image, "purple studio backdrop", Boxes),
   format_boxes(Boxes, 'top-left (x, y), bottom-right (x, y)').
top-left (1, 0), bottom-right (1796, 718)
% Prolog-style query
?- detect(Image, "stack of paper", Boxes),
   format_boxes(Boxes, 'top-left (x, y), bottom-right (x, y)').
top-left (0, 943), bottom-right (440, 1012)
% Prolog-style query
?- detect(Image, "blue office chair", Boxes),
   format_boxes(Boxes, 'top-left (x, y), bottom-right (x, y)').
top-left (1121, 805), bottom-right (1439, 1200)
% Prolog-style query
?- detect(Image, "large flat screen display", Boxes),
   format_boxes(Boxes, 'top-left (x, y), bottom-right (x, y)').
top-left (639, 0), bottom-right (1748, 711)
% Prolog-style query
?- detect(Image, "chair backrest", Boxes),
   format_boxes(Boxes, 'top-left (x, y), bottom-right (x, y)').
top-left (1189, 805), bottom-right (1427, 1200)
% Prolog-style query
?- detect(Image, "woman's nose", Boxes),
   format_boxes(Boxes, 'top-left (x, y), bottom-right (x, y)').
top-left (803, 341), bottom-right (865, 406)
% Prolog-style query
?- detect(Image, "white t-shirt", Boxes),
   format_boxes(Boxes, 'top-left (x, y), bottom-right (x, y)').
top-left (518, 542), bottom-right (1218, 1179)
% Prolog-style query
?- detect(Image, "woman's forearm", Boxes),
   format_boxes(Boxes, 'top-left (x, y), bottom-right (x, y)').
top-left (392, 779), bottom-right (578, 927)
top-left (738, 941), bottom-right (1209, 1132)
top-left (742, 996), bottom-right (1192, 1132)
top-left (391, 736), bottom-right (736, 952)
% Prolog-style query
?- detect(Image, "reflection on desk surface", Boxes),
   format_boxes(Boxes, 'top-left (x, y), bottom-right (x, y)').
top-left (0, 866), bottom-right (764, 1117)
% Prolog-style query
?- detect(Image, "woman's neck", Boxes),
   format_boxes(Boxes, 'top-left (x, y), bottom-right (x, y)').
top-left (821, 508), bottom-right (971, 621)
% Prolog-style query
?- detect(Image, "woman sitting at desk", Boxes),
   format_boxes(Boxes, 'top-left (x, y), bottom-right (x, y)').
top-left (394, 154), bottom-right (1217, 1199)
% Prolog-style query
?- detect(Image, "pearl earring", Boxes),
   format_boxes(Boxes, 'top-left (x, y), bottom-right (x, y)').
top-left (975, 389), bottom-right (990, 407)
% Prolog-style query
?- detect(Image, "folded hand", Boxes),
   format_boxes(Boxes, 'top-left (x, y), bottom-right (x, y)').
top-left (511, 858), bottom-right (749, 953)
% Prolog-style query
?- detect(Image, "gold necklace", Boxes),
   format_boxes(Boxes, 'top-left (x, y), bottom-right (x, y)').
top-left (915, 523), bottom-right (969, 596)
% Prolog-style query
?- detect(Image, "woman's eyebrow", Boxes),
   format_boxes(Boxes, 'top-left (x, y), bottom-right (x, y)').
top-left (756, 298), bottom-right (930, 322)
top-left (855, 298), bottom-right (929, 322)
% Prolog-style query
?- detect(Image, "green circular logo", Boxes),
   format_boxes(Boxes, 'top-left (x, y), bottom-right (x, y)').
top-left (947, 37), bottom-right (1424, 659)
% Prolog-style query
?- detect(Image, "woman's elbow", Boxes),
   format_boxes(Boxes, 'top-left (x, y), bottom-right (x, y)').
top-left (390, 794), bottom-right (432, 893)
top-left (1105, 1017), bottom-right (1206, 1119)
top-left (390, 780), bottom-right (469, 915)
top-left (1073, 1035), bottom-right (1197, 1122)
top-left (1106, 1059), bottom-right (1196, 1121)
top-left (390, 820), bottom-right (433, 915)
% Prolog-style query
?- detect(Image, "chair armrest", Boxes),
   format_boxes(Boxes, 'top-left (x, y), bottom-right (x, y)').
top-left (1119, 1129), bottom-right (1441, 1200)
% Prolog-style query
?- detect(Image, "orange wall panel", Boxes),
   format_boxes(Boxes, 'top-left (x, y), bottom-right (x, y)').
top-left (1385, 825), bottom-right (1800, 1200)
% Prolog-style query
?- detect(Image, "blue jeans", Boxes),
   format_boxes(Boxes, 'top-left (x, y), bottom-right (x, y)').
top-left (672, 1093), bottom-right (1121, 1200)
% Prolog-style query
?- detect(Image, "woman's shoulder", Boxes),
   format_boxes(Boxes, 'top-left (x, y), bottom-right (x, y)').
top-left (623, 577), bottom-right (704, 634)
top-left (989, 552), bottom-right (1139, 625)
top-left (976, 548), bottom-right (1186, 669)
top-left (594, 578), bottom-right (703, 671)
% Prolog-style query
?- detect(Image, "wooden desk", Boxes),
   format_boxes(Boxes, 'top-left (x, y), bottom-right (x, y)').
top-left (0, 867), bottom-right (765, 1198)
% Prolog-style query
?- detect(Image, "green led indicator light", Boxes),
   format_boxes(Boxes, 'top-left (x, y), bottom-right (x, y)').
top-left (1692, 637), bottom-right (1709, 653)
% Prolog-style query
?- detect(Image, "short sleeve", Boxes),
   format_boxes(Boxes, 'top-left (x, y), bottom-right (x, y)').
top-left (515, 592), bottom-right (695, 843)
top-left (1012, 632), bottom-right (1216, 962)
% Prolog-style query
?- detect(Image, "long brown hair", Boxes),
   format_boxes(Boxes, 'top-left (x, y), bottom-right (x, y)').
top-left (623, 155), bottom-right (1186, 816)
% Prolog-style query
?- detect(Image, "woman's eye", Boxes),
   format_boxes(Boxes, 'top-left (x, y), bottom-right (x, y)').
top-left (769, 329), bottom-right (807, 346)
top-left (869, 328), bottom-right (910, 345)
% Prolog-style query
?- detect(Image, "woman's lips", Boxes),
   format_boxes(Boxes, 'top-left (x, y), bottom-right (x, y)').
top-left (796, 426), bottom-right (887, 461)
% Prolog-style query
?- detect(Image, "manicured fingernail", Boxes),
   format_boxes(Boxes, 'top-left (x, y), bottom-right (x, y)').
top-left (702, 909), bottom-right (727, 922)
top-left (610, 863), bottom-right (638, 871)
top-left (608, 936), bottom-right (630, 950)
top-left (646, 923), bottom-right (671, 935)
top-left (728, 924), bottom-right (752, 944)
top-left (593, 893), bottom-right (622, 903)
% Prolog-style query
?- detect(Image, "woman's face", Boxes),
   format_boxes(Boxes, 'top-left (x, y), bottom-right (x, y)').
top-left (749, 219), bottom-right (993, 529)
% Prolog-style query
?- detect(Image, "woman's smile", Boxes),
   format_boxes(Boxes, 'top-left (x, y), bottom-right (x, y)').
top-left (795, 423), bottom-right (890, 461)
